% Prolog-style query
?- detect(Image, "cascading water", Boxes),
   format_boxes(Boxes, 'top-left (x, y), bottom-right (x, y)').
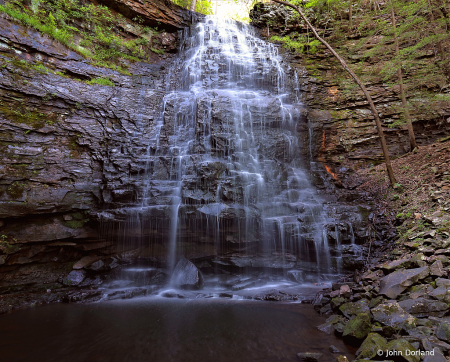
top-left (104, 16), bottom-right (357, 293)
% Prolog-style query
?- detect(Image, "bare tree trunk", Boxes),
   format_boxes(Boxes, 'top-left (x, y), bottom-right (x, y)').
top-left (390, 2), bottom-right (417, 151)
top-left (270, 0), bottom-right (397, 186)
top-left (190, 0), bottom-right (197, 12)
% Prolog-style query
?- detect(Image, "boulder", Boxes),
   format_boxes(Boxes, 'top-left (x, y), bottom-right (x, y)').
top-left (380, 258), bottom-right (413, 272)
top-left (429, 287), bottom-right (450, 303)
top-left (430, 261), bottom-right (445, 277)
top-left (385, 339), bottom-right (420, 362)
top-left (332, 282), bottom-right (355, 291)
top-left (371, 301), bottom-right (416, 331)
top-left (379, 267), bottom-right (430, 299)
top-left (317, 315), bottom-right (345, 335)
top-left (436, 278), bottom-right (450, 288)
top-left (355, 333), bottom-right (387, 359)
top-left (329, 345), bottom-right (340, 353)
top-left (62, 270), bottom-right (87, 286)
top-left (436, 322), bottom-right (450, 343)
top-left (398, 297), bottom-right (449, 317)
top-left (342, 313), bottom-right (372, 343)
top-left (339, 299), bottom-right (370, 318)
top-left (340, 285), bottom-right (351, 298)
top-left (369, 296), bottom-right (385, 308)
top-left (423, 348), bottom-right (447, 362)
top-left (171, 256), bottom-right (204, 290)
top-left (407, 326), bottom-right (435, 338)
top-left (330, 290), bottom-right (340, 298)
top-left (361, 270), bottom-right (384, 281)
top-left (421, 336), bottom-right (450, 353)
top-left (409, 253), bottom-right (426, 267)
top-left (330, 297), bottom-right (347, 310)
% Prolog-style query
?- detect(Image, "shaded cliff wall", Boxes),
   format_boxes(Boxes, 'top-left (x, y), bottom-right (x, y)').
top-left (250, 3), bottom-right (450, 183)
top-left (0, 0), bottom-right (202, 291)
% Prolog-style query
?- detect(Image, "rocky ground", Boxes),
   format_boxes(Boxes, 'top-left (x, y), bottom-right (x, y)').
top-left (312, 140), bottom-right (450, 362)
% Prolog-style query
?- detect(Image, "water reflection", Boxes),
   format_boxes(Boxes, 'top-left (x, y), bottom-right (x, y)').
top-left (0, 299), bottom-right (355, 362)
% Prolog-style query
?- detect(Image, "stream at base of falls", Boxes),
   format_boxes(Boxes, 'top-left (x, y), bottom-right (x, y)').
top-left (0, 299), bottom-right (355, 362)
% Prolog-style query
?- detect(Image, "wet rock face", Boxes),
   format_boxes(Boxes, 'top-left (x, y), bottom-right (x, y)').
top-left (0, 11), bottom-right (172, 289)
top-left (97, 16), bottom-right (373, 282)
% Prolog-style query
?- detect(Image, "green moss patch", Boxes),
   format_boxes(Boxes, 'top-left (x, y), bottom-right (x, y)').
top-left (0, 0), bottom-right (163, 73)
top-left (62, 212), bottom-right (89, 229)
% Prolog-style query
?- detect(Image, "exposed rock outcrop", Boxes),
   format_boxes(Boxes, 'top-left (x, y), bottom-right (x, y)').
top-left (98, 0), bottom-right (205, 32)
top-left (250, 3), bottom-right (450, 179)
top-left (0, 0), bottom-right (189, 295)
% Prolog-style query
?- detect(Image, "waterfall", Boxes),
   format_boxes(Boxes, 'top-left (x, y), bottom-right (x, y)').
top-left (109, 16), bottom-right (346, 287)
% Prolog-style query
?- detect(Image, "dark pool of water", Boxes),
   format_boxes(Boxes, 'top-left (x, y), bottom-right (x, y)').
top-left (0, 298), bottom-right (354, 362)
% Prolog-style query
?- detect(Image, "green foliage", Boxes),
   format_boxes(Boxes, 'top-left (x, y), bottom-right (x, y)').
top-left (0, 0), bottom-right (160, 72)
top-left (62, 212), bottom-right (89, 229)
top-left (356, 0), bottom-right (450, 91)
top-left (278, 0), bottom-right (450, 130)
top-left (151, 48), bottom-right (165, 55)
top-left (32, 63), bottom-right (49, 73)
top-left (86, 77), bottom-right (115, 87)
top-left (171, 0), bottom-right (213, 15)
top-left (271, 33), bottom-right (321, 54)
top-left (304, 0), bottom-right (344, 9)
top-left (0, 234), bottom-right (19, 254)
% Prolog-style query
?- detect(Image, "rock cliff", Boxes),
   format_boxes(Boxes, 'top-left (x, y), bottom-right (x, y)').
top-left (250, 3), bottom-right (450, 180)
top-left (0, 0), bottom-right (200, 292)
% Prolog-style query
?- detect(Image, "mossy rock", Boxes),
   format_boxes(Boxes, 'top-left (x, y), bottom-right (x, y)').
top-left (343, 312), bottom-right (372, 344)
top-left (356, 333), bottom-right (387, 359)
top-left (62, 212), bottom-right (89, 229)
top-left (369, 296), bottom-right (384, 308)
top-left (339, 299), bottom-right (370, 318)
top-left (372, 301), bottom-right (417, 332)
top-left (334, 321), bottom-right (346, 335)
top-left (386, 339), bottom-right (420, 362)
top-left (330, 297), bottom-right (347, 310)
top-left (410, 253), bottom-right (426, 266)
top-left (436, 322), bottom-right (450, 343)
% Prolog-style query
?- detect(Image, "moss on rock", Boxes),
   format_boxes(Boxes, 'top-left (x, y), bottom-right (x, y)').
top-left (356, 333), bottom-right (387, 359)
top-left (343, 312), bottom-right (372, 343)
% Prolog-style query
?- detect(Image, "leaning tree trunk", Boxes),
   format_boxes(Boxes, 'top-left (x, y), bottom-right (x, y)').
top-left (390, 2), bottom-right (417, 151)
top-left (270, 0), bottom-right (397, 186)
top-left (190, 0), bottom-right (197, 11)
